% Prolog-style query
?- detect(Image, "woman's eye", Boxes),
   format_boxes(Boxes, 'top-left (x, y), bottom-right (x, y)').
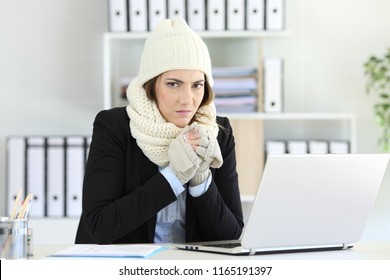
top-left (193, 83), bottom-right (204, 89)
top-left (167, 82), bottom-right (178, 87)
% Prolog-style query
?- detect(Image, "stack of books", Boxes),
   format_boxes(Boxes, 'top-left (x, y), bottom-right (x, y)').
top-left (212, 66), bottom-right (258, 113)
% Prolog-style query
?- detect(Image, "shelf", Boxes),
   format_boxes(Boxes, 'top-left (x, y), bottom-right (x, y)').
top-left (226, 112), bottom-right (357, 154)
top-left (104, 30), bottom-right (291, 40)
top-left (222, 112), bottom-right (356, 120)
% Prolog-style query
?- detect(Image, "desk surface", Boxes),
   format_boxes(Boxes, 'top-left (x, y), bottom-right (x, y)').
top-left (31, 241), bottom-right (390, 260)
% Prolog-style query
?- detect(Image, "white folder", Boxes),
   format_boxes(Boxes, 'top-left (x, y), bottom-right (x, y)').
top-left (227, 0), bottom-right (245, 30)
top-left (149, 0), bottom-right (167, 31)
top-left (26, 137), bottom-right (46, 217)
top-left (6, 137), bottom-right (26, 217)
top-left (207, 0), bottom-right (225, 31)
top-left (308, 140), bottom-right (329, 154)
top-left (128, 0), bottom-right (147, 31)
top-left (168, 0), bottom-right (186, 20)
top-left (287, 140), bottom-right (308, 154)
top-left (329, 140), bottom-right (350, 154)
top-left (246, 0), bottom-right (265, 30)
top-left (66, 137), bottom-right (85, 217)
top-left (266, 140), bottom-right (286, 155)
top-left (263, 58), bottom-right (283, 113)
top-left (47, 137), bottom-right (65, 217)
top-left (187, 0), bottom-right (206, 31)
top-left (108, 0), bottom-right (128, 32)
top-left (265, 0), bottom-right (284, 30)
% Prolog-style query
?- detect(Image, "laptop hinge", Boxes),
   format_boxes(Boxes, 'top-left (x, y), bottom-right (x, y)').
top-left (342, 243), bottom-right (351, 250)
top-left (249, 249), bottom-right (257, 256)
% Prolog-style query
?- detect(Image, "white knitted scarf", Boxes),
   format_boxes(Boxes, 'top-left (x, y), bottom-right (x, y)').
top-left (126, 77), bottom-right (219, 167)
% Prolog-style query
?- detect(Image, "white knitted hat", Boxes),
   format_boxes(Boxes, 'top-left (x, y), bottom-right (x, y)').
top-left (137, 18), bottom-right (213, 86)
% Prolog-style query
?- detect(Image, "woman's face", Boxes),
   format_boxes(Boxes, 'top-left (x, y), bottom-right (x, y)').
top-left (155, 69), bottom-right (205, 128)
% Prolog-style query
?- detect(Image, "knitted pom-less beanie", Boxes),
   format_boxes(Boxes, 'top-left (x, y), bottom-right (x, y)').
top-left (137, 18), bottom-right (213, 86)
top-left (126, 18), bottom-right (220, 167)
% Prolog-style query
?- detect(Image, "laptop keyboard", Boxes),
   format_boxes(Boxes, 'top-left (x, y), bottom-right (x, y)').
top-left (203, 242), bottom-right (242, 248)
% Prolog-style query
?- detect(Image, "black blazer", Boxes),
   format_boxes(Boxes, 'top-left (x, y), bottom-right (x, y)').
top-left (75, 107), bottom-right (243, 244)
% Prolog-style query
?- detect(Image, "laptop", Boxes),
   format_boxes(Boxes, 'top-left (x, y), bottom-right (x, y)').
top-left (175, 154), bottom-right (389, 255)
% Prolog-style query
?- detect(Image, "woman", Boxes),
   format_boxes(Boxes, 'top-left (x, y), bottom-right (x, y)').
top-left (75, 18), bottom-right (243, 244)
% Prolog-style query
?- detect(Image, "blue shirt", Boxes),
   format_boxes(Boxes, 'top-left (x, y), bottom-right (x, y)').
top-left (154, 167), bottom-right (211, 243)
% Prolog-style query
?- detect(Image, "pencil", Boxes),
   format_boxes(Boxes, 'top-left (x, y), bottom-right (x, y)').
top-left (17, 193), bottom-right (33, 219)
top-left (10, 188), bottom-right (22, 219)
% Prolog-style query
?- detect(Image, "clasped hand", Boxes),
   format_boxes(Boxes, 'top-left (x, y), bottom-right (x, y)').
top-left (168, 123), bottom-right (222, 185)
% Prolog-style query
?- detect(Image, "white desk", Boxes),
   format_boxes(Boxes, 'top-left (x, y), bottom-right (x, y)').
top-left (30, 241), bottom-right (390, 260)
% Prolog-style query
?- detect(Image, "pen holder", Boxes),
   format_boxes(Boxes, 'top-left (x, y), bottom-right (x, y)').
top-left (0, 217), bottom-right (28, 259)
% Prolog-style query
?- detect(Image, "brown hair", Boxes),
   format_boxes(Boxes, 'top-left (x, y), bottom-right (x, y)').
top-left (143, 74), bottom-right (215, 124)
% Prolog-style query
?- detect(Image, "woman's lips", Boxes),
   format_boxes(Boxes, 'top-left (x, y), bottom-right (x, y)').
top-left (176, 110), bottom-right (192, 117)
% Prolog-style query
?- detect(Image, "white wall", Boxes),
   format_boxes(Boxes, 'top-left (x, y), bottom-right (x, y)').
top-left (281, 0), bottom-right (390, 241)
top-left (1, 0), bottom-right (389, 241)
top-left (0, 0), bottom-right (107, 213)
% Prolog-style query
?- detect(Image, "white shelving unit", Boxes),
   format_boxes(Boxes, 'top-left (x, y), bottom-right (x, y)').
top-left (224, 112), bottom-right (357, 152)
top-left (225, 112), bottom-right (356, 196)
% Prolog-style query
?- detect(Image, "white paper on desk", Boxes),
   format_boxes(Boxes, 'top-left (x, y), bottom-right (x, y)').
top-left (49, 244), bottom-right (167, 258)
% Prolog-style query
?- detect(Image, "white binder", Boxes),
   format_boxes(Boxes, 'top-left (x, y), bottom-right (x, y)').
top-left (128, 0), bottom-right (147, 31)
top-left (227, 0), bottom-right (245, 30)
top-left (207, 0), bottom-right (225, 31)
top-left (287, 140), bottom-right (308, 154)
top-left (187, 0), bottom-right (206, 31)
top-left (149, 0), bottom-right (167, 31)
top-left (168, 0), bottom-right (186, 20)
top-left (308, 140), bottom-right (329, 154)
top-left (26, 137), bottom-right (46, 217)
top-left (266, 140), bottom-right (286, 155)
top-left (246, 0), bottom-right (265, 30)
top-left (263, 58), bottom-right (283, 113)
top-left (265, 0), bottom-right (284, 30)
top-left (66, 137), bottom-right (85, 217)
top-left (6, 137), bottom-right (26, 216)
top-left (329, 140), bottom-right (350, 154)
top-left (47, 137), bottom-right (65, 217)
top-left (108, 0), bottom-right (128, 32)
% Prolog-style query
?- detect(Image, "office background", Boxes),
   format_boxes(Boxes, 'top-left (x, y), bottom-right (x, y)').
top-left (0, 0), bottom-right (389, 241)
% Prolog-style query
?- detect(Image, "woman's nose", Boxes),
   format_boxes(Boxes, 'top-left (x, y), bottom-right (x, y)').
top-left (179, 86), bottom-right (192, 104)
